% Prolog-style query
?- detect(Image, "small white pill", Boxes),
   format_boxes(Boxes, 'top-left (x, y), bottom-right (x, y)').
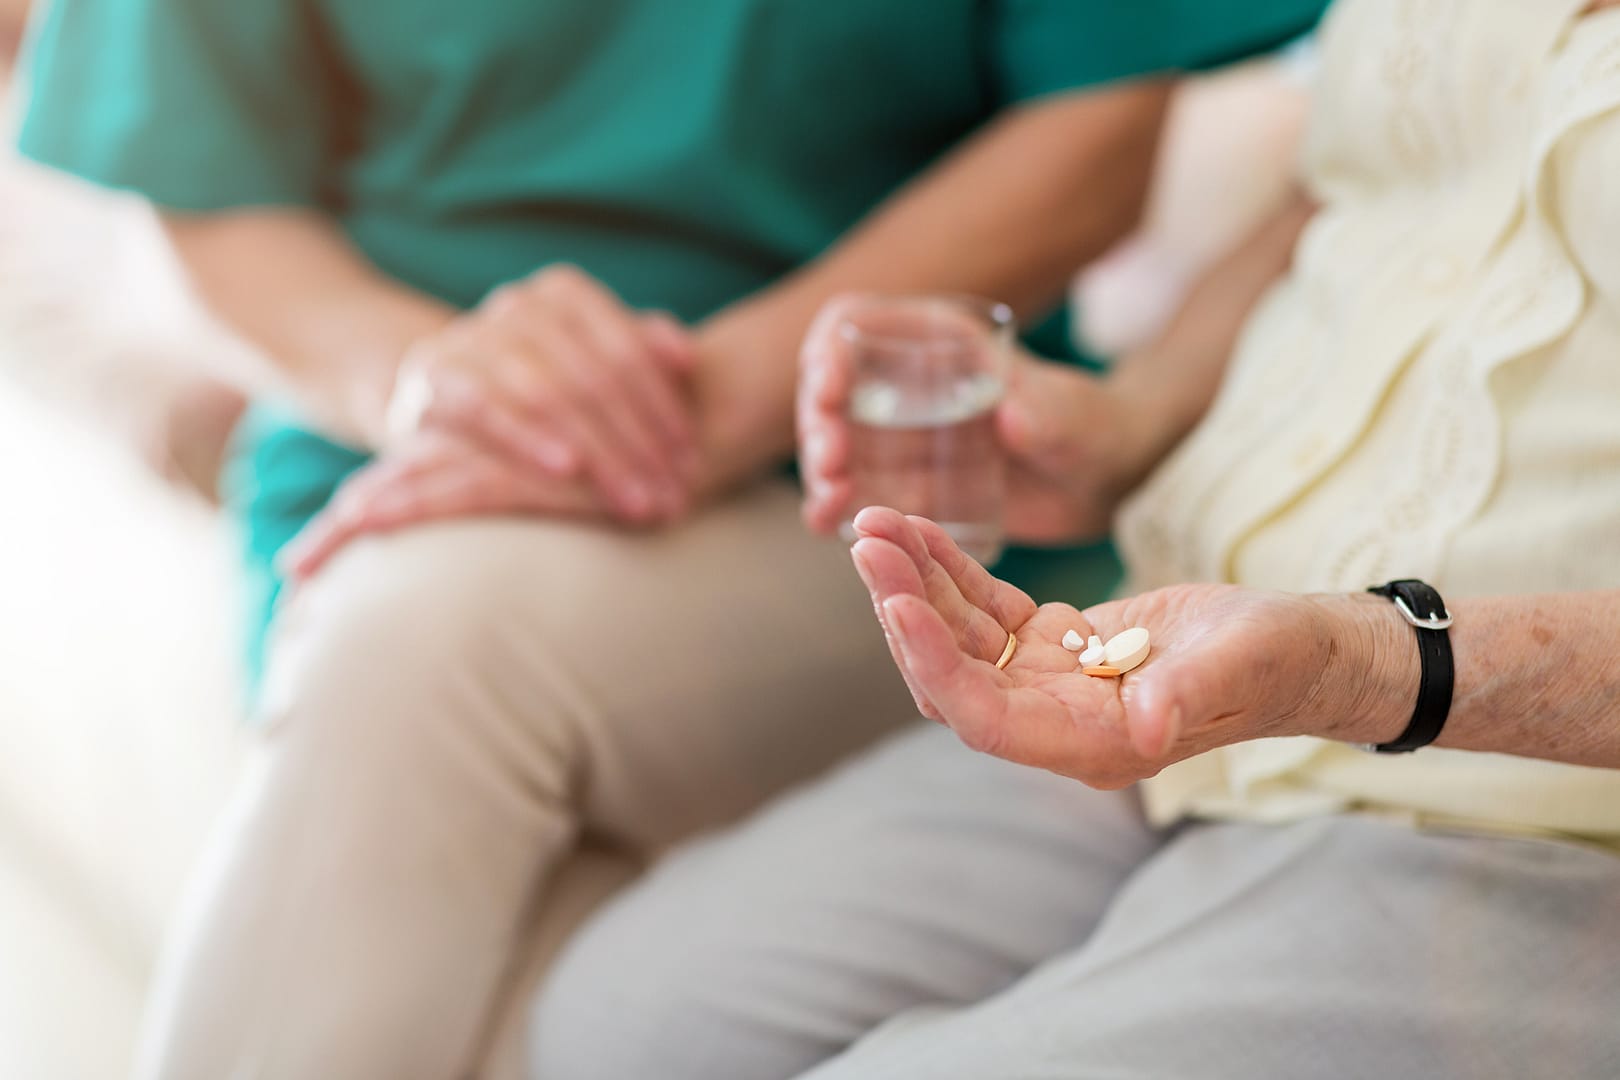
top-left (1088, 635), bottom-right (1102, 651)
top-left (1062, 630), bottom-right (1086, 651)
top-left (1102, 627), bottom-right (1151, 674)
top-left (1077, 644), bottom-right (1107, 667)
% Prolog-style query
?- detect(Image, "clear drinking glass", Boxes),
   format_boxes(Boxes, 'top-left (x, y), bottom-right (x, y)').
top-left (837, 295), bottom-right (1016, 565)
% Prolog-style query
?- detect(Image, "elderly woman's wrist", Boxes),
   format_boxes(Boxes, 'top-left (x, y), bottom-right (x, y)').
top-left (1306, 593), bottom-right (1422, 746)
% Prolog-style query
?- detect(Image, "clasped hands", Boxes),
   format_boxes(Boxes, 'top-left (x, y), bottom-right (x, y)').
top-left (284, 265), bottom-right (707, 577)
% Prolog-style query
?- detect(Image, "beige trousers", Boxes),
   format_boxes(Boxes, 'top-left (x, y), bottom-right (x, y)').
top-left (134, 479), bottom-right (914, 1080)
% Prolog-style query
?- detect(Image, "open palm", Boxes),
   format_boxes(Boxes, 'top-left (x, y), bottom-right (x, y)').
top-left (849, 507), bottom-right (1346, 788)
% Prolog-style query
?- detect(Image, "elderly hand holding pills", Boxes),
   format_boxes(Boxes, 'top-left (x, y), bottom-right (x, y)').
top-left (846, 506), bottom-right (1410, 789)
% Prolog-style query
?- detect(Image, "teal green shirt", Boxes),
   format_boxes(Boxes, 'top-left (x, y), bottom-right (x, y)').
top-left (20, 0), bottom-right (1326, 685)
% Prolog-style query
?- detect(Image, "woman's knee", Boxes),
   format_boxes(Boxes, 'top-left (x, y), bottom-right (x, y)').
top-left (254, 521), bottom-right (588, 792)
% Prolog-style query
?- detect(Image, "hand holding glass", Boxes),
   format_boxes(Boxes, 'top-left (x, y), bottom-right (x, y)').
top-left (835, 295), bottom-right (1015, 564)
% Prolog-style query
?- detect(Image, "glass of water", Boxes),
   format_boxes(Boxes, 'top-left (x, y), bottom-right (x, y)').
top-left (837, 295), bottom-right (1016, 565)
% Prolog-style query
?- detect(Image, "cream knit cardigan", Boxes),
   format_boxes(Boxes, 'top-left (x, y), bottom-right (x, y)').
top-left (1119, 0), bottom-right (1620, 846)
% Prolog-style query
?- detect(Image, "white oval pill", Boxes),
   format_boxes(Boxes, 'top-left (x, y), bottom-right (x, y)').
top-left (1088, 635), bottom-right (1102, 651)
top-left (1078, 644), bottom-right (1107, 667)
top-left (1103, 627), bottom-right (1150, 674)
top-left (1062, 630), bottom-right (1086, 652)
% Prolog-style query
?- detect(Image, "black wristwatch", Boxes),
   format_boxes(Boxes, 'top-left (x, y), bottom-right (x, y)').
top-left (1363, 579), bottom-right (1454, 754)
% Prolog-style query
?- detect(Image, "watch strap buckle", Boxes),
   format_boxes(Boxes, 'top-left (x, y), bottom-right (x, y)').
top-left (1392, 593), bottom-right (1453, 630)
top-left (1364, 578), bottom-right (1456, 754)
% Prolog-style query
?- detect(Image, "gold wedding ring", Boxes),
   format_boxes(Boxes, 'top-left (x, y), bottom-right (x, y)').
top-left (995, 630), bottom-right (1018, 670)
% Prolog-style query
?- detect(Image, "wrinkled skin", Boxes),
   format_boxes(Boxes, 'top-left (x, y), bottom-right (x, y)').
top-left (849, 507), bottom-right (1353, 789)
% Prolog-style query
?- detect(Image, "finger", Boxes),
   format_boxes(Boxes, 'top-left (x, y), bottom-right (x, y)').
top-left (535, 272), bottom-right (697, 474)
top-left (852, 507), bottom-right (1007, 662)
top-left (375, 458), bottom-right (603, 527)
top-left (994, 357), bottom-right (1064, 464)
top-left (488, 275), bottom-right (681, 511)
top-left (519, 314), bottom-right (681, 521)
top-left (885, 594), bottom-right (1104, 774)
top-left (280, 504), bottom-right (362, 581)
top-left (850, 505), bottom-right (926, 560)
top-left (994, 368), bottom-right (1045, 462)
top-left (799, 294), bottom-right (870, 414)
top-left (358, 459), bottom-right (503, 529)
top-left (530, 265), bottom-right (645, 364)
top-left (801, 476), bottom-right (854, 534)
top-left (881, 593), bottom-right (1017, 754)
top-left (850, 538), bottom-right (940, 720)
top-left (447, 365), bottom-right (586, 476)
top-left (279, 458), bottom-right (415, 580)
top-left (1122, 650), bottom-right (1211, 762)
top-left (488, 321), bottom-right (667, 522)
top-left (848, 535), bottom-right (927, 602)
top-left (1124, 683), bottom-right (1184, 762)
top-left (558, 300), bottom-right (697, 473)
top-left (280, 432), bottom-right (482, 579)
top-left (432, 364), bottom-right (581, 477)
top-left (607, 358), bottom-right (698, 480)
top-left (909, 516), bottom-right (1038, 630)
top-left (328, 453), bottom-right (601, 542)
top-left (361, 461), bottom-right (515, 529)
top-left (640, 311), bottom-right (700, 374)
top-left (799, 414), bottom-right (852, 534)
top-left (796, 298), bottom-right (860, 441)
top-left (797, 296), bottom-right (866, 532)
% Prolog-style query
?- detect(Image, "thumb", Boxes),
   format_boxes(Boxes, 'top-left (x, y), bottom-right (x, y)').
top-left (995, 393), bottom-right (1042, 459)
top-left (1126, 631), bottom-right (1255, 762)
top-left (1123, 674), bottom-right (1186, 762)
top-left (996, 369), bottom-right (1071, 477)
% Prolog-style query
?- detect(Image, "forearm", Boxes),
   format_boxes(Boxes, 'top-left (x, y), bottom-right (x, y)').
top-left (1315, 590), bottom-right (1620, 769)
top-left (1106, 190), bottom-right (1316, 483)
top-left (696, 81), bottom-right (1175, 488)
top-left (161, 208), bottom-right (455, 447)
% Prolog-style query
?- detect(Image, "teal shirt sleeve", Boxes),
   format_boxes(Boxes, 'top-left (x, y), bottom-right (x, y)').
top-left (989, 0), bottom-right (1330, 102)
top-left (17, 0), bottom-right (339, 208)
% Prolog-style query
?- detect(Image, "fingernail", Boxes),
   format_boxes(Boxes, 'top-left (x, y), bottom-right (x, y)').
top-left (850, 545), bottom-right (875, 587)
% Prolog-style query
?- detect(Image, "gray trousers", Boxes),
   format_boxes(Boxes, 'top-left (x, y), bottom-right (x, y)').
top-left (531, 724), bottom-right (1620, 1079)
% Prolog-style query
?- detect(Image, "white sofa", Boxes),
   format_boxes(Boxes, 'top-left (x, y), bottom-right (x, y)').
top-left (0, 154), bottom-right (251, 1078)
top-left (0, 379), bottom-right (249, 1078)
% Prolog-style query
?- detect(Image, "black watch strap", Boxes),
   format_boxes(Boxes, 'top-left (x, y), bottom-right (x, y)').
top-left (1365, 579), bottom-right (1454, 754)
